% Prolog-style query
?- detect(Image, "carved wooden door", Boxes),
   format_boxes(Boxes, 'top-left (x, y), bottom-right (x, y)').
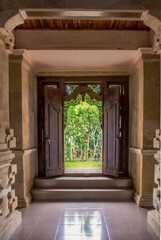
top-left (44, 86), bottom-right (63, 177)
top-left (103, 87), bottom-right (120, 177)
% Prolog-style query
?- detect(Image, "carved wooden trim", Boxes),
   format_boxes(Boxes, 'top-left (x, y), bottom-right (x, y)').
top-left (104, 98), bottom-right (119, 113)
top-left (64, 85), bottom-right (102, 102)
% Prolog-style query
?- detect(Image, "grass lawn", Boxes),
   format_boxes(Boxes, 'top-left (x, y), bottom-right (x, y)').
top-left (65, 161), bottom-right (102, 167)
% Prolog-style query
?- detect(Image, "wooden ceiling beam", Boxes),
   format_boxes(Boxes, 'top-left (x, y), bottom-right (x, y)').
top-left (16, 19), bottom-right (150, 31)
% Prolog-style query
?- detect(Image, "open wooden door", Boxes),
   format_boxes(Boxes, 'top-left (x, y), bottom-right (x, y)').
top-left (103, 87), bottom-right (120, 177)
top-left (44, 86), bottom-right (63, 177)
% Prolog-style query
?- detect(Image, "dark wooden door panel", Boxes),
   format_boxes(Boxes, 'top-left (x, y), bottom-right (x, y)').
top-left (103, 87), bottom-right (120, 177)
top-left (44, 86), bottom-right (63, 177)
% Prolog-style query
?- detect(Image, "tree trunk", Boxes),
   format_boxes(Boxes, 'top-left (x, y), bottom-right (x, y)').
top-left (93, 132), bottom-right (95, 157)
top-left (87, 131), bottom-right (90, 160)
top-left (70, 144), bottom-right (72, 160)
top-left (72, 120), bottom-right (75, 160)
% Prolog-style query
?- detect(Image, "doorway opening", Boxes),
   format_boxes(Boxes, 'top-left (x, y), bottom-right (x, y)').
top-left (64, 91), bottom-right (103, 174)
top-left (37, 77), bottom-right (129, 178)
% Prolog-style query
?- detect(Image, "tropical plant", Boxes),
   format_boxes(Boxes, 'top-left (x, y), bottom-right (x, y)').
top-left (64, 94), bottom-right (102, 161)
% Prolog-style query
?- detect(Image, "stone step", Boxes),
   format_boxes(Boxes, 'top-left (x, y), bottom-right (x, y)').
top-left (31, 188), bottom-right (134, 201)
top-left (34, 176), bottom-right (133, 189)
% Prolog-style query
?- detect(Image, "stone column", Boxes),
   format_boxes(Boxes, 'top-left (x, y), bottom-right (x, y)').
top-left (9, 50), bottom-right (37, 208)
top-left (147, 130), bottom-right (160, 237)
top-left (0, 29), bottom-right (21, 239)
top-left (129, 49), bottom-right (160, 207)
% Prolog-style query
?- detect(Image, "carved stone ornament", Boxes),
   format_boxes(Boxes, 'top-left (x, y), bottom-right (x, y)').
top-left (0, 28), bottom-right (14, 51)
top-left (4, 11), bottom-right (26, 33)
top-left (144, 14), bottom-right (161, 35)
top-left (143, 14), bottom-right (161, 53)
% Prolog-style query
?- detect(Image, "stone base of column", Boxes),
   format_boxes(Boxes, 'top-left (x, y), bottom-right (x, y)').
top-left (134, 192), bottom-right (153, 207)
top-left (18, 192), bottom-right (32, 208)
top-left (147, 210), bottom-right (160, 237)
top-left (0, 210), bottom-right (21, 240)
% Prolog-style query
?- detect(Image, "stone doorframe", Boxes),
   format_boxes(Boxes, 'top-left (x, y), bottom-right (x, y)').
top-left (37, 77), bottom-right (129, 177)
top-left (9, 51), bottom-right (160, 208)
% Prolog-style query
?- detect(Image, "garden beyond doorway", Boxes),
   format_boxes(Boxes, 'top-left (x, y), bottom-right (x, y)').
top-left (64, 92), bottom-right (102, 174)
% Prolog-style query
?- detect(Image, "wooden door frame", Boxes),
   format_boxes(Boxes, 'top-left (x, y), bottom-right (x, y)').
top-left (37, 76), bottom-right (129, 177)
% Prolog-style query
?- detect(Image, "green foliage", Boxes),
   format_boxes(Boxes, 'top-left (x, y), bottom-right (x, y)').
top-left (64, 94), bottom-right (102, 162)
top-left (65, 160), bottom-right (102, 168)
top-left (88, 84), bottom-right (101, 94)
top-left (66, 85), bottom-right (79, 95)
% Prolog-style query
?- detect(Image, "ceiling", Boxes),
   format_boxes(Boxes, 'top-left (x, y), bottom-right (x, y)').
top-left (16, 19), bottom-right (150, 31)
top-left (22, 49), bottom-right (138, 73)
top-left (14, 14), bottom-right (150, 74)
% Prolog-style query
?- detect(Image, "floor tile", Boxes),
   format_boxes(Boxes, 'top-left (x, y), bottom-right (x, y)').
top-left (150, 233), bottom-right (160, 240)
top-left (58, 224), bottom-right (83, 235)
top-left (60, 216), bottom-right (83, 225)
top-left (83, 224), bottom-right (107, 235)
top-left (83, 215), bottom-right (105, 225)
top-left (105, 216), bottom-right (127, 225)
top-left (8, 201), bottom-right (160, 240)
top-left (82, 235), bottom-right (110, 240)
top-left (9, 236), bottom-right (29, 240)
top-left (110, 233), bottom-right (137, 240)
top-left (36, 216), bottom-right (60, 225)
top-left (31, 224), bottom-right (57, 235)
top-left (40, 210), bottom-right (62, 217)
top-left (129, 223), bottom-right (154, 234)
top-left (125, 215), bottom-right (147, 224)
top-left (108, 222), bottom-right (133, 235)
top-left (12, 224), bottom-right (34, 236)
top-left (135, 233), bottom-right (159, 240)
top-left (82, 209), bottom-right (103, 217)
top-left (55, 234), bottom-right (109, 240)
top-left (21, 216), bottom-right (40, 225)
top-left (63, 209), bottom-right (84, 216)
top-left (28, 234), bottom-right (55, 240)
top-left (55, 234), bottom-right (82, 240)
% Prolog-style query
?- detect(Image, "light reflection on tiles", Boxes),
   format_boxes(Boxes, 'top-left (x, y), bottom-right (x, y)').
top-left (55, 209), bottom-right (109, 240)
top-left (9, 202), bottom-right (160, 240)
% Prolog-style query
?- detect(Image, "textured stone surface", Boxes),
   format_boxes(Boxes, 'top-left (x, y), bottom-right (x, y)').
top-left (147, 129), bottom-right (160, 237)
top-left (0, 210), bottom-right (21, 240)
top-left (129, 56), bottom-right (144, 149)
top-left (0, 127), bottom-right (21, 239)
top-left (0, 30), bottom-right (21, 240)
top-left (9, 52), bottom-right (37, 207)
top-left (0, 35), bottom-right (9, 129)
top-left (129, 52), bottom-right (160, 207)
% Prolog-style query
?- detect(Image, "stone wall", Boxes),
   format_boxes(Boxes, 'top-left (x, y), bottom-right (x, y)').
top-left (9, 51), bottom-right (37, 207)
top-left (147, 129), bottom-right (161, 237)
top-left (129, 50), bottom-right (160, 207)
top-left (0, 30), bottom-right (9, 129)
top-left (0, 29), bottom-right (21, 240)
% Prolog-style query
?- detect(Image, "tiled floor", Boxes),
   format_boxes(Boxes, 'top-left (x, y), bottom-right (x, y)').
top-left (9, 201), bottom-right (159, 240)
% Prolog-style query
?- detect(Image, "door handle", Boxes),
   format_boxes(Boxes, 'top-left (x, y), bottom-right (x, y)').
top-left (46, 138), bottom-right (50, 144)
